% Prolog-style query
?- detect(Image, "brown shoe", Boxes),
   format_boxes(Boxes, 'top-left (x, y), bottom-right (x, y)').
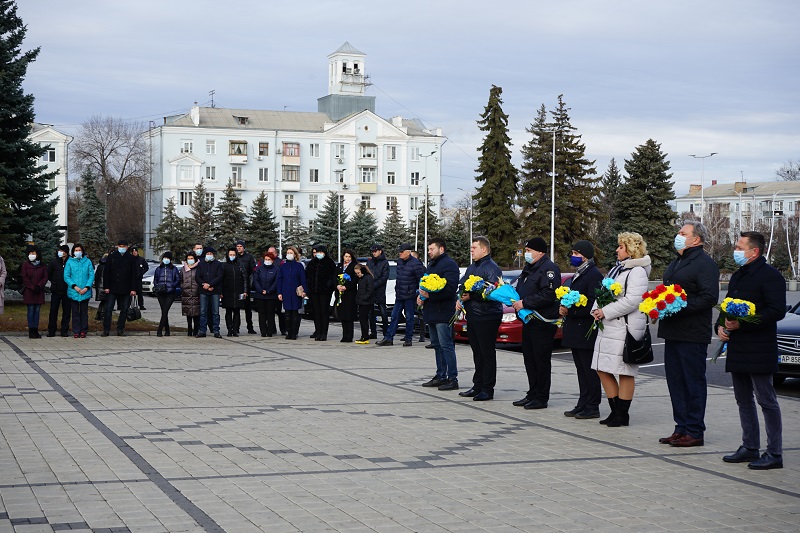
top-left (669, 435), bottom-right (704, 447)
top-left (658, 432), bottom-right (685, 444)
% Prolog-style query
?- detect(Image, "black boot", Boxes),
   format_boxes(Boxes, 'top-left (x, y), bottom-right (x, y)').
top-left (599, 397), bottom-right (617, 425)
top-left (607, 398), bottom-right (631, 427)
top-left (30, 327), bottom-right (41, 339)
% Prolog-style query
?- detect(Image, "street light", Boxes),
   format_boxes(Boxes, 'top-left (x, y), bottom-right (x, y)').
top-left (457, 187), bottom-right (474, 263)
top-left (689, 153), bottom-right (717, 223)
top-left (419, 151), bottom-right (437, 263)
top-left (535, 128), bottom-right (561, 259)
top-left (338, 170), bottom-right (347, 260)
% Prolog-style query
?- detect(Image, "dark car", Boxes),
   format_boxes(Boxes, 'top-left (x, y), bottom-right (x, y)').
top-left (775, 302), bottom-right (800, 384)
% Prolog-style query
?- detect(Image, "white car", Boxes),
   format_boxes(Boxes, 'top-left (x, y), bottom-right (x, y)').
top-left (142, 261), bottom-right (183, 294)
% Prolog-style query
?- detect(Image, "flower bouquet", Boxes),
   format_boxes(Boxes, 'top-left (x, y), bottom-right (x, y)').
top-left (336, 273), bottom-right (351, 306)
top-left (555, 286), bottom-right (588, 308)
top-left (711, 298), bottom-right (760, 363)
top-left (639, 284), bottom-right (687, 322)
top-left (486, 278), bottom-right (534, 324)
top-left (586, 278), bottom-right (624, 336)
top-left (450, 274), bottom-right (497, 326)
top-left (418, 273), bottom-right (447, 301)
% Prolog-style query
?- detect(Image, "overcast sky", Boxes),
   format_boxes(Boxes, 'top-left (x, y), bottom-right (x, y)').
top-left (18, 0), bottom-right (800, 205)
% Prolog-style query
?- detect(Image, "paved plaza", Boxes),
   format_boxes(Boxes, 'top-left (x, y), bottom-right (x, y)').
top-left (0, 324), bottom-right (798, 533)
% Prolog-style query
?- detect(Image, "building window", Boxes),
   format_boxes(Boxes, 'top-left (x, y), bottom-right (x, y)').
top-left (179, 165), bottom-right (193, 181)
top-left (310, 143), bottom-right (320, 157)
top-left (386, 171), bottom-right (396, 185)
top-left (258, 168), bottom-right (269, 182)
top-left (359, 144), bottom-right (377, 159)
top-left (205, 166), bottom-right (216, 180)
top-left (410, 172), bottom-right (420, 186)
top-left (282, 165), bottom-right (300, 182)
top-left (386, 145), bottom-right (397, 161)
top-left (282, 142), bottom-right (300, 156)
top-left (410, 147), bottom-right (420, 161)
top-left (309, 194), bottom-right (319, 209)
top-left (410, 196), bottom-right (419, 210)
top-left (41, 148), bottom-right (56, 162)
top-left (48, 178), bottom-right (56, 191)
top-left (284, 194), bottom-right (294, 208)
top-left (386, 196), bottom-right (398, 210)
top-left (181, 140), bottom-right (193, 154)
top-left (231, 166), bottom-right (243, 187)
top-left (258, 142), bottom-right (269, 157)
top-left (360, 167), bottom-right (376, 183)
top-left (309, 169), bottom-right (319, 183)
top-left (334, 143), bottom-right (346, 159)
top-left (205, 192), bottom-right (216, 205)
top-left (234, 116), bottom-right (249, 125)
top-left (335, 170), bottom-right (345, 183)
top-left (361, 196), bottom-right (371, 209)
top-left (206, 140), bottom-right (216, 155)
top-left (179, 191), bottom-right (193, 206)
top-left (229, 141), bottom-right (247, 155)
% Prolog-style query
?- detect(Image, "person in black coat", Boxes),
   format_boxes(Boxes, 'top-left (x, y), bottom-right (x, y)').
top-left (307, 245), bottom-right (337, 341)
top-left (657, 222), bottom-right (720, 448)
top-left (354, 263), bottom-right (374, 343)
top-left (221, 247), bottom-right (248, 336)
top-left (376, 243), bottom-right (424, 347)
top-left (94, 252), bottom-right (109, 320)
top-left (366, 244), bottom-right (389, 339)
top-left (305, 246), bottom-right (319, 337)
top-left (46, 244), bottom-right (72, 337)
top-left (102, 239), bottom-right (140, 336)
top-left (131, 247), bottom-right (149, 310)
top-left (253, 251), bottom-right (280, 337)
top-left (511, 237), bottom-right (562, 410)
top-left (336, 250), bottom-right (359, 342)
top-left (153, 251), bottom-right (182, 336)
top-left (717, 232), bottom-right (786, 470)
top-left (235, 240), bottom-right (258, 334)
top-left (559, 240), bottom-right (604, 419)
top-left (197, 246), bottom-right (224, 338)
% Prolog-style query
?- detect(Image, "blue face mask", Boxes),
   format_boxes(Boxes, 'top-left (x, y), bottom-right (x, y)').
top-left (674, 234), bottom-right (686, 251)
top-left (74, 251), bottom-right (83, 259)
top-left (524, 252), bottom-right (534, 264)
top-left (733, 250), bottom-right (749, 266)
top-left (205, 255), bottom-right (214, 262)
top-left (228, 256), bottom-right (236, 262)
top-left (570, 256), bottom-right (584, 267)
top-left (315, 253), bottom-right (324, 260)
top-left (118, 247), bottom-right (127, 254)
top-left (162, 258), bottom-right (171, 265)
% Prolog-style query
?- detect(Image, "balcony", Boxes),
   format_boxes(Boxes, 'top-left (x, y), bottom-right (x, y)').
top-left (281, 180), bottom-right (301, 192)
top-left (282, 154), bottom-right (300, 166)
top-left (358, 182), bottom-right (377, 194)
top-left (231, 179), bottom-right (246, 189)
top-left (282, 206), bottom-right (299, 217)
top-left (229, 154), bottom-right (248, 165)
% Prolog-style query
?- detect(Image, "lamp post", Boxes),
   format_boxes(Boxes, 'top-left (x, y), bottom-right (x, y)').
top-left (419, 151), bottom-right (437, 263)
top-left (338, 170), bottom-right (346, 260)
top-left (457, 187), bottom-right (474, 263)
top-left (689, 153), bottom-right (717, 223)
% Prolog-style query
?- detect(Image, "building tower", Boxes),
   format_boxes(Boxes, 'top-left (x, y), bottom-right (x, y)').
top-left (318, 42), bottom-right (375, 121)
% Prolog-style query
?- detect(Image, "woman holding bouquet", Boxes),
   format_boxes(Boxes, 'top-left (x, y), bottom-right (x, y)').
top-left (590, 232), bottom-right (652, 427)
top-left (336, 249), bottom-right (358, 343)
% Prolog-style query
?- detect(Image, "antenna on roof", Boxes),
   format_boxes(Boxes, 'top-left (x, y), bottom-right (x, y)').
top-left (209, 89), bottom-right (215, 108)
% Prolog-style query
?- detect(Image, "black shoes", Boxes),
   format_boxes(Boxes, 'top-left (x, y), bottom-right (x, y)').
top-left (523, 400), bottom-right (547, 410)
top-left (101, 331), bottom-right (110, 337)
top-left (403, 340), bottom-right (412, 347)
top-left (368, 333), bottom-right (378, 339)
top-left (438, 380), bottom-right (459, 391)
top-left (195, 332), bottom-right (206, 338)
top-left (315, 336), bottom-right (327, 341)
top-left (213, 332), bottom-right (222, 338)
top-left (747, 452), bottom-right (783, 470)
top-left (564, 406), bottom-right (582, 417)
top-left (247, 329), bottom-right (257, 334)
top-left (473, 392), bottom-right (493, 401)
top-left (116, 330), bottom-right (125, 337)
top-left (723, 446), bottom-right (760, 464)
top-left (422, 377), bottom-right (447, 388)
top-left (459, 387), bottom-right (479, 397)
top-left (46, 332), bottom-right (56, 338)
top-left (575, 408), bottom-right (600, 419)
top-left (425, 344), bottom-right (434, 349)
top-left (156, 331), bottom-right (163, 337)
top-left (513, 397), bottom-right (531, 407)
top-left (375, 339), bottom-right (393, 346)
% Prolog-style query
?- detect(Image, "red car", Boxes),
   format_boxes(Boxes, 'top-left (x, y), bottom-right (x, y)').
top-left (453, 272), bottom-right (573, 345)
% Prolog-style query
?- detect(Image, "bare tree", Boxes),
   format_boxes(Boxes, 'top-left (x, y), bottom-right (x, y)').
top-left (775, 160), bottom-right (800, 181)
top-left (71, 116), bottom-right (150, 245)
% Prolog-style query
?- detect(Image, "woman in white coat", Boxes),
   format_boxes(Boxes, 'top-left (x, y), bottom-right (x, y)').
top-left (590, 232), bottom-right (652, 427)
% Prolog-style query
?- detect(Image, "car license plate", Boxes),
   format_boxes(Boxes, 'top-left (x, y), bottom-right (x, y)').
top-left (779, 354), bottom-right (800, 364)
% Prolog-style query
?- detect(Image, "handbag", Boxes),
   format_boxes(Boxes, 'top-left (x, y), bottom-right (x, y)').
top-left (620, 267), bottom-right (654, 365)
top-left (126, 302), bottom-right (142, 321)
top-left (155, 283), bottom-right (168, 294)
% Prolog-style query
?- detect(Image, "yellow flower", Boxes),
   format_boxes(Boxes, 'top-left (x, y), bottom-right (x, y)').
top-left (555, 286), bottom-right (570, 299)
top-left (610, 282), bottom-right (622, 296)
top-left (464, 275), bottom-right (484, 292)
top-left (421, 274), bottom-right (446, 292)
top-left (576, 294), bottom-right (588, 307)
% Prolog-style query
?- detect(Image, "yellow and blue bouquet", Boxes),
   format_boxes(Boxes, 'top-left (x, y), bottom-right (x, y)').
top-left (639, 284), bottom-right (687, 322)
top-left (555, 286), bottom-right (588, 308)
top-left (419, 274), bottom-right (447, 301)
top-left (716, 297), bottom-right (760, 324)
top-left (336, 273), bottom-right (351, 306)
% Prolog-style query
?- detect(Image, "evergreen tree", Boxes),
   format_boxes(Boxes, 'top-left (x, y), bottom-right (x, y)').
top-left (345, 203), bottom-right (379, 257)
top-left (152, 197), bottom-right (191, 258)
top-left (0, 0), bottom-right (61, 267)
top-left (443, 210), bottom-right (471, 266)
top-left (379, 205), bottom-right (410, 255)
top-left (519, 104), bottom-right (552, 240)
top-left (412, 198), bottom-right (442, 251)
top-left (615, 139), bottom-right (677, 275)
top-left (213, 180), bottom-right (246, 249)
top-left (189, 179), bottom-right (215, 245)
top-left (311, 191), bottom-right (348, 250)
top-left (76, 168), bottom-right (108, 259)
top-left (244, 191), bottom-right (278, 252)
top-left (595, 158), bottom-right (623, 267)
top-left (473, 85), bottom-right (518, 266)
top-left (284, 219), bottom-right (312, 256)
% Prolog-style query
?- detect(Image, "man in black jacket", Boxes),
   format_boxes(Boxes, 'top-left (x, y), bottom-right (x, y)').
top-left (658, 222), bottom-right (720, 448)
top-left (457, 236), bottom-right (503, 401)
top-left (236, 240), bottom-right (258, 334)
top-left (46, 244), bottom-right (72, 337)
top-left (511, 238), bottom-right (562, 410)
top-left (102, 239), bottom-right (140, 336)
top-left (131, 247), bottom-right (149, 310)
top-left (366, 244), bottom-right (389, 339)
top-left (718, 232), bottom-right (785, 470)
top-left (376, 243), bottom-right (424, 347)
top-left (418, 238), bottom-right (461, 390)
top-left (197, 246), bottom-right (224, 338)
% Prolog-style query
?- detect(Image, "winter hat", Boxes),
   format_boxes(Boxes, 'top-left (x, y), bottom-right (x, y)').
top-left (161, 251), bottom-right (173, 260)
top-left (525, 238), bottom-right (548, 253)
top-left (370, 243), bottom-right (383, 252)
top-left (59, 244), bottom-right (70, 254)
top-left (398, 242), bottom-right (413, 252)
top-left (571, 240), bottom-right (595, 260)
top-left (235, 240), bottom-right (246, 247)
top-left (316, 245), bottom-right (328, 254)
top-left (117, 239), bottom-right (129, 246)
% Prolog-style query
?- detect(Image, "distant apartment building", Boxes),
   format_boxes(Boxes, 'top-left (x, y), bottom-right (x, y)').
top-left (30, 122), bottom-right (72, 243)
top-left (145, 42), bottom-right (443, 254)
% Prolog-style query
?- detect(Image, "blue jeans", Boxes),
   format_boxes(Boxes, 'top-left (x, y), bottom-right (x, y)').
top-left (27, 304), bottom-right (41, 328)
top-left (199, 293), bottom-right (220, 333)
top-left (384, 298), bottom-right (416, 342)
top-left (731, 372), bottom-right (782, 455)
top-left (664, 340), bottom-right (708, 438)
top-left (429, 322), bottom-right (457, 381)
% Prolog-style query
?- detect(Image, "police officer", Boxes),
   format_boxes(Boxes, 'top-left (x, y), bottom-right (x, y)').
top-left (512, 237), bottom-right (561, 410)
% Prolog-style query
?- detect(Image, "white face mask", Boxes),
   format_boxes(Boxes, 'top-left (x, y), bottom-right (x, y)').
top-left (205, 255), bottom-right (214, 262)
top-left (74, 251), bottom-right (83, 259)
top-left (58, 251), bottom-right (65, 258)
top-left (187, 258), bottom-right (195, 265)
top-left (285, 253), bottom-right (295, 261)
top-left (264, 260), bottom-right (273, 266)
top-left (228, 255), bottom-right (236, 262)
top-left (162, 258), bottom-right (171, 265)
top-left (28, 254), bottom-right (37, 262)
top-left (194, 249), bottom-right (203, 256)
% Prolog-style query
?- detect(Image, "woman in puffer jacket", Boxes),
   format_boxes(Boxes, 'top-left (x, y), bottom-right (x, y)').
top-left (153, 251), bottom-right (182, 336)
top-left (590, 232), bottom-right (652, 428)
top-left (63, 243), bottom-right (95, 338)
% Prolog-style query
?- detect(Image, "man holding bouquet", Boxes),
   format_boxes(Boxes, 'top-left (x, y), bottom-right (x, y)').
top-left (717, 232), bottom-right (785, 470)
top-left (418, 238), bottom-right (461, 390)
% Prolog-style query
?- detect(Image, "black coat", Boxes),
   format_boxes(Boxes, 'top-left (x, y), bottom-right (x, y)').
top-left (134, 255), bottom-right (148, 292)
top-left (366, 253), bottom-right (389, 304)
top-left (238, 251), bottom-right (257, 286)
top-left (103, 250), bottom-right (139, 294)
top-left (722, 256), bottom-right (786, 374)
top-left (560, 261), bottom-right (603, 349)
top-left (221, 257), bottom-right (248, 309)
top-left (459, 255), bottom-right (503, 322)
top-left (197, 259), bottom-right (224, 294)
top-left (94, 257), bottom-right (107, 301)
top-left (421, 252), bottom-right (459, 324)
top-left (47, 255), bottom-right (68, 295)
top-left (336, 261), bottom-right (358, 321)
top-left (658, 246), bottom-right (720, 344)
top-left (356, 272), bottom-right (374, 306)
top-left (308, 255), bottom-right (337, 295)
top-left (516, 255), bottom-right (561, 320)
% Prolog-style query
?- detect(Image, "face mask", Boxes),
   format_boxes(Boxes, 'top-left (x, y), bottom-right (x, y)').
top-left (187, 258), bottom-right (195, 265)
top-left (524, 252), bottom-right (534, 264)
top-left (74, 251), bottom-right (83, 259)
top-left (286, 253), bottom-right (295, 261)
top-left (58, 251), bottom-right (65, 258)
top-left (733, 250), bottom-right (749, 266)
top-left (570, 256), bottom-right (583, 267)
top-left (264, 260), bottom-right (273, 266)
top-left (194, 249), bottom-right (203, 255)
top-left (118, 247), bottom-right (127, 254)
top-left (205, 255), bottom-right (214, 262)
top-left (315, 253), bottom-right (324, 260)
top-left (28, 254), bottom-right (37, 262)
top-left (228, 256), bottom-right (236, 262)
top-left (674, 234), bottom-right (686, 251)
top-left (162, 258), bottom-right (171, 265)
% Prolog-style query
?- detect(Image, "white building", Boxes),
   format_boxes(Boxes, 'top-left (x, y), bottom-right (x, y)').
top-left (29, 123), bottom-right (72, 243)
top-left (145, 42), bottom-right (443, 256)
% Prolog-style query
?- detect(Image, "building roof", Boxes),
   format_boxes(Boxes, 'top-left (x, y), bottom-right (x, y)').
top-left (167, 108), bottom-right (331, 132)
top-left (332, 42), bottom-right (365, 56)
top-left (679, 181), bottom-right (800, 200)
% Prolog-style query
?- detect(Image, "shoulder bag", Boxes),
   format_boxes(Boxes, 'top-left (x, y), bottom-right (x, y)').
top-left (620, 267), bottom-right (653, 365)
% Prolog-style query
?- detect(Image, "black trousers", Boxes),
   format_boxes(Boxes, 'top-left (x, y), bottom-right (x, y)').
top-left (341, 320), bottom-right (355, 342)
top-left (186, 316), bottom-right (199, 335)
top-left (156, 293), bottom-right (175, 332)
top-left (256, 299), bottom-right (278, 335)
top-left (571, 347), bottom-right (601, 409)
top-left (358, 304), bottom-right (371, 340)
top-left (466, 318), bottom-right (501, 394)
top-left (522, 321), bottom-right (558, 403)
top-left (225, 308), bottom-right (241, 333)
top-left (48, 292), bottom-right (72, 335)
top-left (312, 291), bottom-right (332, 339)
top-left (103, 294), bottom-right (131, 333)
top-left (243, 297), bottom-right (254, 330)
top-left (286, 310), bottom-right (301, 337)
top-left (70, 299), bottom-right (89, 335)
top-left (370, 302), bottom-right (388, 337)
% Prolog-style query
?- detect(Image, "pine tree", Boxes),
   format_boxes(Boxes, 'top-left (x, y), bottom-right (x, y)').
top-left (311, 191), bottom-right (348, 250)
top-left (519, 104), bottom-right (552, 240)
top-left (595, 158), bottom-right (623, 268)
top-left (473, 85), bottom-right (518, 266)
top-left (213, 180), bottom-right (246, 249)
top-left (615, 139), bottom-right (677, 275)
top-left (443, 210), bottom-right (471, 266)
top-left (244, 191), bottom-right (278, 252)
top-left (379, 205), bottom-right (410, 255)
top-left (345, 203), bottom-right (379, 257)
top-left (284, 219), bottom-right (311, 256)
top-left (76, 169), bottom-right (108, 259)
top-left (152, 197), bottom-right (191, 258)
top-left (0, 0), bottom-right (61, 267)
top-left (189, 179), bottom-right (215, 245)
top-left (412, 198), bottom-right (442, 251)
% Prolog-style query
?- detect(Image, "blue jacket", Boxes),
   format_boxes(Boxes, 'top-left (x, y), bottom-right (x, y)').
top-left (197, 259), bottom-right (224, 294)
top-left (252, 261), bottom-right (279, 300)
top-left (153, 263), bottom-right (182, 294)
top-left (395, 255), bottom-right (424, 301)
top-left (459, 255), bottom-right (503, 322)
top-left (64, 256), bottom-right (95, 302)
top-left (421, 253), bottom-right (460, 324)
top-left (276, 260), bottom-right (307, 311)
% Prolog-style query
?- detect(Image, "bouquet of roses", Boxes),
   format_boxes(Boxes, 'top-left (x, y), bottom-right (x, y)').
top-left (639, 283), bottom-right (687, 322)
top-left (486, 277), bottom-right (534, 324)
top-left (336, 273), bottom-right (351, 306)
top-left (711, 298), bottom-right (760, 363)
top-left (555, 286), bottom-right (588, 308)
top-left (585, 277), bottom-right (624, 337)
top-left (418, 273), bottom-right (447, 301)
